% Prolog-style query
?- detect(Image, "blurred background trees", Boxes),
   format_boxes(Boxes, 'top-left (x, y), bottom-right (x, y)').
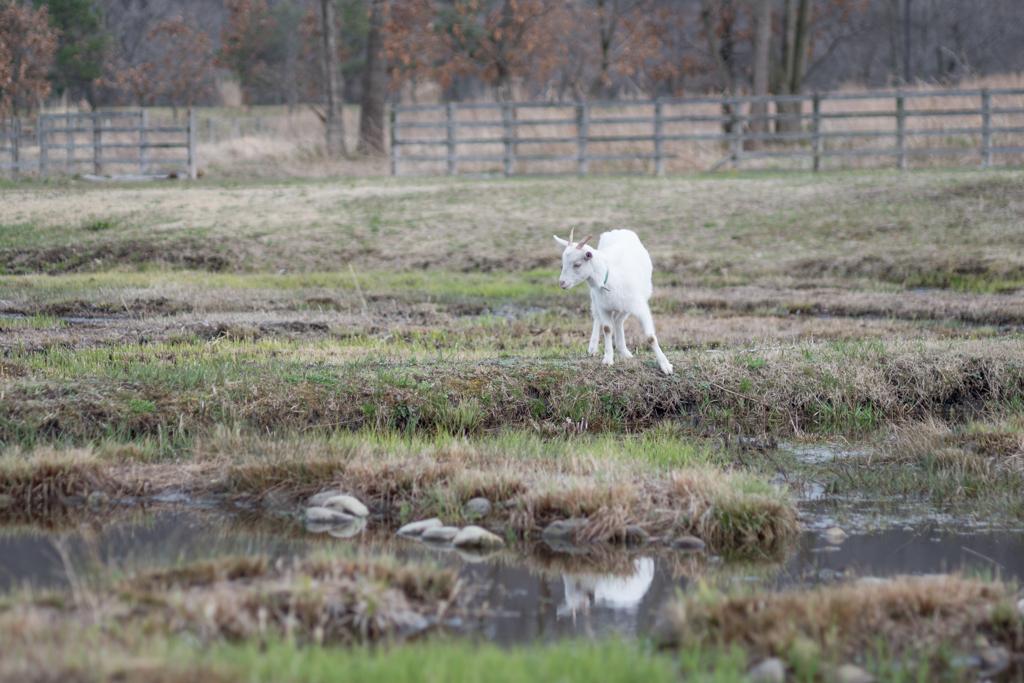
top-left (0, 0), bottom-right (1021, 148)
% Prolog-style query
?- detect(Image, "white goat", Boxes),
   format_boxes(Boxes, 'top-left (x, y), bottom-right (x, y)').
top-left (554, 228), bottom-right (673, 375)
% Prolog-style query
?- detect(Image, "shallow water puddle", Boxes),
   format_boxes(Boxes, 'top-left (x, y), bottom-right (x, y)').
top-left (3, 507), bottom-right (1024, 645)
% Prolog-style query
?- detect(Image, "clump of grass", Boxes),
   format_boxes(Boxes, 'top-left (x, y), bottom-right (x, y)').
top-left (117, 553), bottom-right (458, 645)
top-left (662, 574), bottom-right (1020, 671)
top-left (0, 448), bottom-right (114, 520)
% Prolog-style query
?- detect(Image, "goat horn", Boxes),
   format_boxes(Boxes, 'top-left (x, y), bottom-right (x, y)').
top-left (576, 234), bottom-right (593, 250)
top-left (568, 227), bottom-right (575, 246)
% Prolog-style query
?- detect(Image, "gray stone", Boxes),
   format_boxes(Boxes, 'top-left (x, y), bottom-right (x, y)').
top-left (305, 506), bottom-right (355, 524)
top-left (452, 525), bottom-right (505, 549)
top-left (979, 646), bottom-right (1010, 677)
top-left (833, 664), bottom-right (875, 683)
top-left (0, 494), bottom-right (12, 509)
top-left (87, 490), bottom-right (109, 510)
top-left (327, 518), bottom-right (367, 539)
top-left (321, 494), bottom-right (369, 518)
top-left (541, 518), bottom-right (588, 542)
top-left (747, 658), bottom-right (786, 683)
top-left (397, 518), bottom-right (443, 537)
top-left (421, 526), bottom-right (461, 543)
top-left (671, 535), bottom-right (706, 551)
top-left (464, 497), bottom-right (492, 517)
top-left (308, 489), bottom-right (342, 507)
top-left (822, 527), bottom-right (848, 544)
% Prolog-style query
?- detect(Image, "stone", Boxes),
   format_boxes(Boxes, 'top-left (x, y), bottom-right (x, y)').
top-left (822, 527), bottom-right (848, 544)
top-left (455, 548), bottom-right (501, 564)
top-left (833, 664), bottom-right (875, 683)
top-left (671, 535), bottom-right (706, 551)
top-left (397, 518), bottom-right (443, 537)
top-left (541, 518), bottom-right (588, 542)
top-left (87, 490), bottom-right (110, 510)
top-left (979, 646), bottom-right (1010, 676)
top-left (308, 489), bottom-right (342, 507)
top-left (452, 525), bottom-right (505, 549)
top-left (327, 519), bottom-right (367, 539)
top-left (421, 526), bottom-right (461, 543)
top-left (464, 497), bottom-right (492, 517)
top-left (747, 658), bottom-right (786, 683)
top-left (305, 506), bottom-right (355, 524)
top-left (321, 494), bottom-right (369, 518)
top-left (0, 494), bottom-right (12, 509)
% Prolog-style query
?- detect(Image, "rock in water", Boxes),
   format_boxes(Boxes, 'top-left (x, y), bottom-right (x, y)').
top-left (464, 497), bottom-right (492, 517)
top-left (327, 518), bottom-right (367, 539)
top-left (397, 518), bottom-right (443, 537)
top-left (822, 527), bottom-right (848, 544)
top-left (421, 526), bottom-right (460, 543)
top-left (308, 489), bottom-right (342, 507)
top-left (541, 518), bottom-right (587, 542)
top-left (747, 658), bottom-right (785, 683)
top-left (671, 535), bottom-right (706, 551)
top-left (305, 506), bottom-right (355, 524)
top-left (87, 490), bottom-right (110, 510)
top-left (452, 525), bottom-right (505, 549)
top-left (322, 494), bottom-right (370, 518)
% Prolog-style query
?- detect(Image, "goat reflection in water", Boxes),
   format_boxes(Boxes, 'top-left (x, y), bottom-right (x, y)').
top-left (557, 558), bottom-right (655, 620)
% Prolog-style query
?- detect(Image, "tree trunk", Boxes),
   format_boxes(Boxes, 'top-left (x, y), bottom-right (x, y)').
top-left (320, 0), bottom-right (346, 158)
top-left (776, 0), bottom-right (812, 133)
top-left (699, 0), bottom-right (736, 133)
top-left (748, 0), bottom-right (773, 146)
top-left (590, 0), bottom-right (618, 98)
top-left (358, 0), bottom-right (387, 155)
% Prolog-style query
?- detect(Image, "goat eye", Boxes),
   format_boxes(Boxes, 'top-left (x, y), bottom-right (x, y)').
top-left (573, 263), bottom-right (581, 268)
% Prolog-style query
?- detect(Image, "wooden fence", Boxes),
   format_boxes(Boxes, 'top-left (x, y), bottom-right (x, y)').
top-left (390, 88), bottom-right (1024, 176)
top-left (1, 109), bottom-right (198, 180)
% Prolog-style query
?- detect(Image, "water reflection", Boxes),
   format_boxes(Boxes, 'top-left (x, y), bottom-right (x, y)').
top-left (2, 507), bottom-right (1024, 646)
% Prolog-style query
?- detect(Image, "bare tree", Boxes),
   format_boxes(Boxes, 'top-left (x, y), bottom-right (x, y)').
top-left (320, 0), bottom-right (345, 158)
top-left (358, 0), bottom-right (387, 155)
top-left (748, 0), bottom-right (772, 143)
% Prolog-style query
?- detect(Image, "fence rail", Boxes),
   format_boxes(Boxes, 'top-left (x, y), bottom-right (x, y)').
top-left (1, 109), bottom-right (197, 180)
top-left (390, 88), bottom-right (1024, 176)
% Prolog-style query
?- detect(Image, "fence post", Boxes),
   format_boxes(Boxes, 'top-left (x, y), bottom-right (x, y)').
top-left (12, 118), bottom-right (20, 182)
top-left (209, 118), bottom-right (215, 144)
top-left (140, 109), bottom-right (149, 174)
top-left (446, 102), bottom-right (457, 176)
top-left (577, 102), bottom-right (589, 175)
top-left (93, 113), bottom-right (102, 176)
top-left (187, 108), bottom-right (198, 180)
top-left (981, 89), bottom-right (992, 168)
top-left (390, 106), bottom-right (399, 176)
top-left (731, 100), bottom-right (743, 169)
top-left (502, 101), bottom-right (514, 177)
top-left (258, 117), bottom-right (265, 135)
top-left (39, 117), bottom-right (49, 179)
top-left (233, 117), bottom-right (240, 139)
top-left (66, 113), bottom-right (73, 175)
top-left (812, 93), bottom-right (822, 172)
top-left (896, 94), bottom-right (906, 170)
top-left (654, 100), bottom-right (665, 176)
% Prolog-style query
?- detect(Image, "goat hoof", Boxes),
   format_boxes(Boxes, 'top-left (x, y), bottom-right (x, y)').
top-left (620, 351), bottom-right (634, 359)
top-left (660, 363), bottom-right (674, 376)
top-left (602, 357), bottom-right (614, 367)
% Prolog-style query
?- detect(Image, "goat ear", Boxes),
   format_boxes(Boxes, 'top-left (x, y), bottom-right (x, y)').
top-left (553, 235), bottom-right (569, 248)
top-left (576, 234), bottom-right (593, 250)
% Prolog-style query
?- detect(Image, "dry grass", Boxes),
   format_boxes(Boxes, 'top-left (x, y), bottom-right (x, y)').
top-left (661, 574), bottom-right (1022, 670)
top-left (0, 434), bottom-right (799, 554)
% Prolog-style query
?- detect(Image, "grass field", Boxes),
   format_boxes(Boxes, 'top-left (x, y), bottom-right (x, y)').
top-left (2, 169), bottom-right (1024, 681)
